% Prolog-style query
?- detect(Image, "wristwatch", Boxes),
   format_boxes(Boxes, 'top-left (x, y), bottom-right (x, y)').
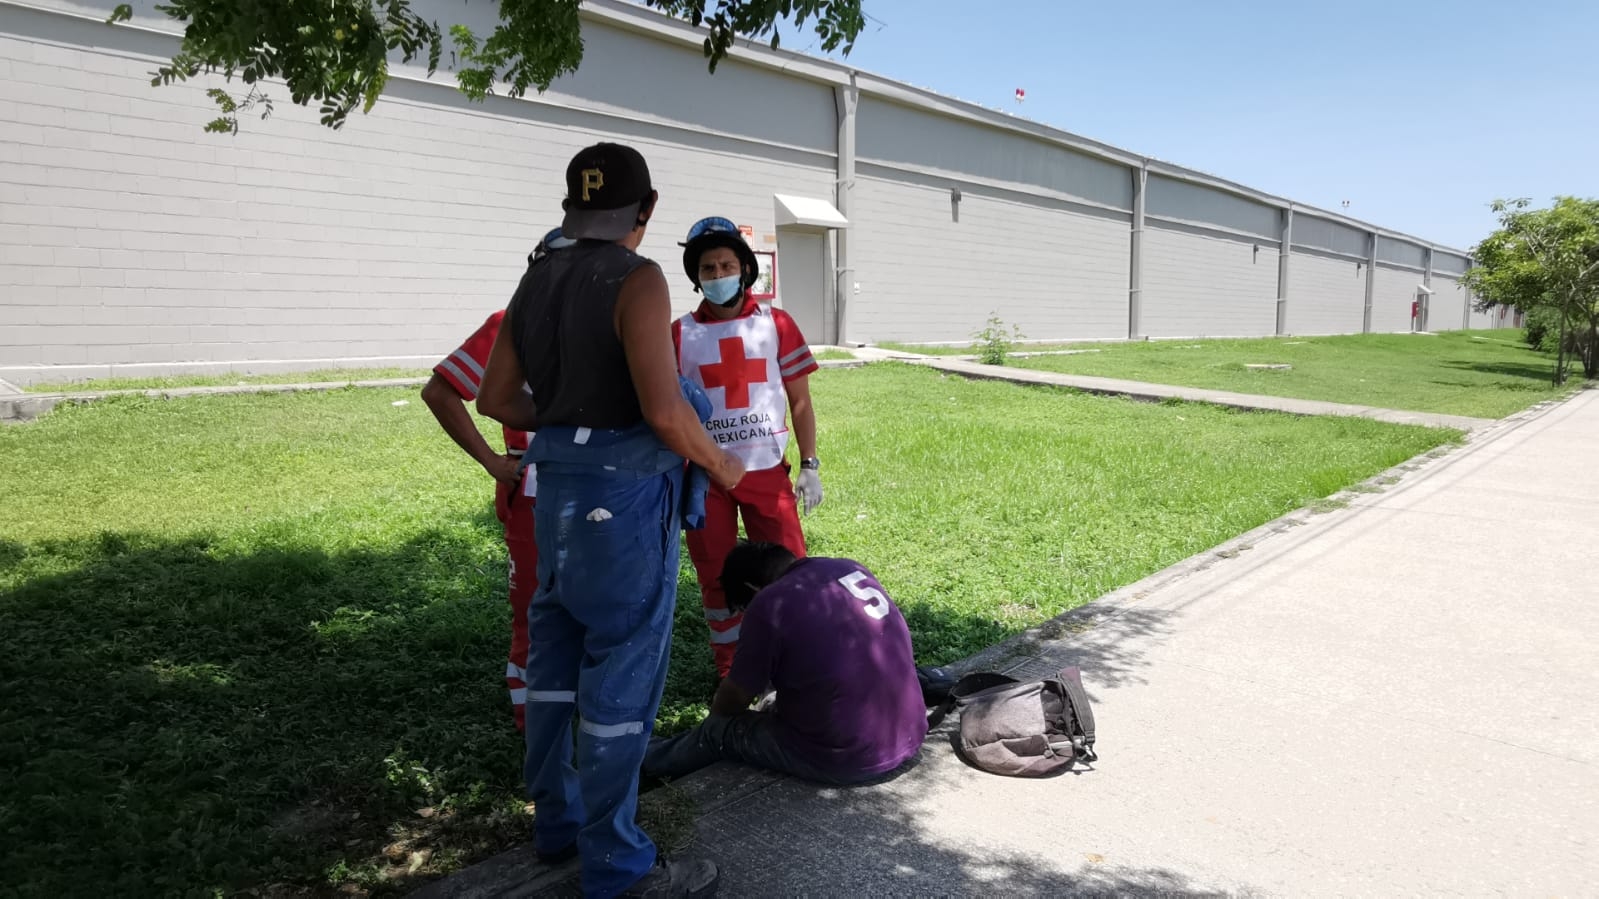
top-left (800, 457), bottom-right (821, 471)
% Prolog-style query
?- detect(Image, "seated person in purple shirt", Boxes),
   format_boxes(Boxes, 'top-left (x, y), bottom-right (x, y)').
top-left (642, 541), bottom-right (928, 785)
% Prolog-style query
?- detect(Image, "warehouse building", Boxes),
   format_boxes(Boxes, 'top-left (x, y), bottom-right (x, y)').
top-left (0, 0), bottom-right (1512, 385)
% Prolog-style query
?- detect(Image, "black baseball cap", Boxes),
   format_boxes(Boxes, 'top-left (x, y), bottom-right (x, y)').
top-left (560, 142), bottom-right (654, 241)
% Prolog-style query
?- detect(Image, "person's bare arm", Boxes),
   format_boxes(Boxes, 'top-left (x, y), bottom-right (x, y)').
top-left (476, 318), bottom-right (539, 433)
top-left (709, 677), bottom-right (755, 717)
top-left (422, 374), bottom-right (521, 485)
top-left (784, 375), bottom-right (817, 461)
top-left (615, 265), bottom-right (745, 489)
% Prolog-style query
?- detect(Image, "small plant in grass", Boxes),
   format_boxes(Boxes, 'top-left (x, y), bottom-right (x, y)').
top-left (972, 313), bottom-right (1024, 365)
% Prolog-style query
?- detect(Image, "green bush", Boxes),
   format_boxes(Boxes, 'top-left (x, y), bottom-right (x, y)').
top-left (1523, 306), bottom-right (1560, 352)
top-left (971, 314), bottom-right (1024, 365)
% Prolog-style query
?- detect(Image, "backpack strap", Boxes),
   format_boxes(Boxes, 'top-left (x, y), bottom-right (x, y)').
top-left (925, 671), bottom-right (1016, 729)
top-left (1055, 667), bottom-right (1097, 763)
top-left (916, 665), bottom-right (958, 708)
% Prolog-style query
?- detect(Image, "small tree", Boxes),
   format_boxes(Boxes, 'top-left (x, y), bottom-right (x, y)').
top-left (971, 313), bottom-right (1023, 366)
top-left (107, 0), bottom-right (865, 133)
top-left (1463, 197), bottom-right (1599, 384)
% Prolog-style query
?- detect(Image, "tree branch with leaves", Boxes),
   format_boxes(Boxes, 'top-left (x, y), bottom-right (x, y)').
top-left (107, 0), bottom-right (865, 133)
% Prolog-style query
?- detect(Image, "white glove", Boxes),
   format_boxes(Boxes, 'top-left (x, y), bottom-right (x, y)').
top-left (795, 468), bottom-right (823, 516)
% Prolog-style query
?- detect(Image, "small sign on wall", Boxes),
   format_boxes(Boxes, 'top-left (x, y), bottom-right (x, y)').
top-left (738, 224), bottom-right (754, 242)
top-left (751, 250), bottom-right (777, 301)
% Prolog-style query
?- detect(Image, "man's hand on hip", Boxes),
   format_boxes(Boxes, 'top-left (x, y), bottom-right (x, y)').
top-left (484, 453), bottom-right (523, 486)
top-left (795, 469), bottom-right (823, 516)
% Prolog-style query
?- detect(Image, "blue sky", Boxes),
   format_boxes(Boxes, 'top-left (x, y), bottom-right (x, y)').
top-left (765, 0), bottom-right (1597, 250)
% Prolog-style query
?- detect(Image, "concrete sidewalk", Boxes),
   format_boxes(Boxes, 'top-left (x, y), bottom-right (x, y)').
top-left (0, 378), bottom-right (432, 423)
top-left (0, 359), bottom-right (871, 423)
top-left (426, 389), bottom-right (1597, 897)
top-left (910, 356), bottom-right (1498, 432)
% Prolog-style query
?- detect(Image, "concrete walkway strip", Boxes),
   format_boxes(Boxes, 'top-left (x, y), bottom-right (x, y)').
top-left (0, 378), bottom-right (435, 423)
top-left (1, 356), bottom-right (1492, 433)
top-left (911, 357), bottom-right (1498, 432)
top-left (2, 361), bottom-right (871, 424)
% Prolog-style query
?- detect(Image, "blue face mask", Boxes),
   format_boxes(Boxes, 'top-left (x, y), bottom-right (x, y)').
top-left (701, 275), bottom-right (743, 306)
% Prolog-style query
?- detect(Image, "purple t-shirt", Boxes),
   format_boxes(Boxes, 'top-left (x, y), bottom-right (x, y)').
top-left (728, 557), bottom-right (928, 778)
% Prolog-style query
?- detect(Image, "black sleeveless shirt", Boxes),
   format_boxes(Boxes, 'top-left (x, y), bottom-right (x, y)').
top-left (507, 241), bottom-right (654, 430)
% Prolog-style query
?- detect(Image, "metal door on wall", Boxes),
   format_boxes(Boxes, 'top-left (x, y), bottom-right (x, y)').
top-left (775, 230), bottom-right (827, 344)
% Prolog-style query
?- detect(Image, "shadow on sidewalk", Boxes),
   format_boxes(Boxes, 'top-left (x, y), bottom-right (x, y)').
top-left (513, 747), bottom-right (1229, 897)
top-left (502, 605), bottom-right (1203, 898)
top-left (685, 771), bottom-right (1232, 897)
top-left (962, 603), bottom-right (1181, 696)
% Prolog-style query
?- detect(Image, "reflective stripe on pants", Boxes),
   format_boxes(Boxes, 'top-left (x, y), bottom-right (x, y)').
top-left (522, 463), bottom-right (682, 898)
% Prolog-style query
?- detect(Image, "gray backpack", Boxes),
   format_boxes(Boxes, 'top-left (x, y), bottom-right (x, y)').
top-left (926, 667), bottom-right (1098, 778)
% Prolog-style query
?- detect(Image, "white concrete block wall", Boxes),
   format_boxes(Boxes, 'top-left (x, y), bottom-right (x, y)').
top-left (1427, 275), bottom-right (1466, 332)
top-left (1, 38), bottom-right (503, 382)
top-left (1286, 251), bottom-right (1367, 335)
top-left (1140, 225), bottom-right (1279, 338)
top-left (1471, 305), bottom-right (1512, 330)
top-left (0, 0), bottom-right (1481, 379)
top-left (856, 97), bottom-right (1133, 212)
top-left (0, 5), bottom-right (835, 384)
top-left (848, 171), bottom-right (1129, 344)
top-left (1372, 265), bottom-right (1425, 333)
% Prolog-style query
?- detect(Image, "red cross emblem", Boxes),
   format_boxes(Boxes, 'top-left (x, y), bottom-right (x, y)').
top-left (699, 337), bottom-right (768, 410)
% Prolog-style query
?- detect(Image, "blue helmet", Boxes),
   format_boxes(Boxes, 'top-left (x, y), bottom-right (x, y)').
top-left (530, 226), bottom-right (576, 265)
top-left (680, 216), bottom-right (757, 290)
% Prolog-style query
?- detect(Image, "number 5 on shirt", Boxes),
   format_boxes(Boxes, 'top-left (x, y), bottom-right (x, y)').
top-left (839, 571), bottom-right (891, 620)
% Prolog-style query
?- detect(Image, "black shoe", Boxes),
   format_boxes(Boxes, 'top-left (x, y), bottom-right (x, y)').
top-left (534, 842), bottom-right (578, 865)
top-left (619, 855), bottom-right (719, 897)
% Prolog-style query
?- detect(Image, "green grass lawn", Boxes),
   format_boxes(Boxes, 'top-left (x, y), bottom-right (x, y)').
top-left (25, 367), bottom-right (432, 393)
top-left (1002, 330), bottom-right (1566, 419)
top-left (0, 367), bottom-right (1458, 895)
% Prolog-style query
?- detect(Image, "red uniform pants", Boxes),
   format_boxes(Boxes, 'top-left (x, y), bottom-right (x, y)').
top-left (495, 464), bottom-right (538, 732)
top-left (686, 462), bottom-right (808, 677)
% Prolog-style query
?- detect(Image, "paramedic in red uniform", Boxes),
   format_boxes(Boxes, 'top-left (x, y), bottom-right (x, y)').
top-left (672, 216), bottom-right (823, 679)
top-left (420, 227), bottom-right (571, 731)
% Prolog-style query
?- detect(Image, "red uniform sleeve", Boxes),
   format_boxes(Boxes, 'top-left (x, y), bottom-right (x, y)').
top-left (671, 316), bottom-right (685, 373)
top-left (771, 308), bottom-right (818, 383)
top-left (432, 310), bottom-right (505, 401)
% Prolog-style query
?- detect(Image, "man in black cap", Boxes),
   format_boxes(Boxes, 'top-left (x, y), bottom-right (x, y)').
top-left (478, 142), bottom-right (744, 897)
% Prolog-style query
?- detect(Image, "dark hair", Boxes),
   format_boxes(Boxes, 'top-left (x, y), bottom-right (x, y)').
top-left (719, 541), bottom-right (798, 612)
